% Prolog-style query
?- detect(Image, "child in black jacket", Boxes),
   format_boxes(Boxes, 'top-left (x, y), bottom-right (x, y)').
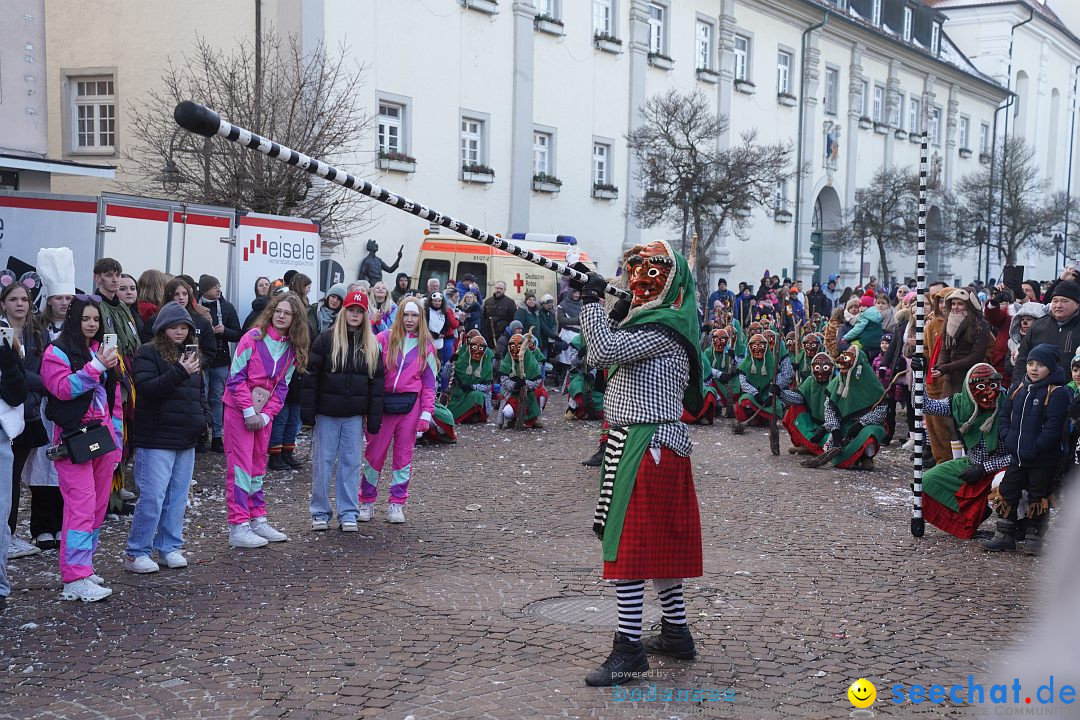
top-left (983, 343), bottom-right (1070, 555)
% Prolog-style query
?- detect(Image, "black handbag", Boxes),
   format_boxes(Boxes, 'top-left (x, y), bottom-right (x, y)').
top-left (60, 420), bottom-right (117, 464)
top-left (382, 392), bottom-right (417, 415)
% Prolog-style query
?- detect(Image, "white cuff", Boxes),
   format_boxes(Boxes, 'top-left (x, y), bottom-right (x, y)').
top-left (90, 357), bottom-right (107, 373)
top-left (420, 411), bottom-right (433, 424)
top-left (242, 406), bottom-right (256, 418)
top-left (260, 413), bottom-right (271, 427)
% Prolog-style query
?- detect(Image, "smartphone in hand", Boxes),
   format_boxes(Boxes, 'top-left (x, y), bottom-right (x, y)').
top-left (0, 326), bottom-right (14, 347)
top-left (102, 333), bottom-right (118, 354)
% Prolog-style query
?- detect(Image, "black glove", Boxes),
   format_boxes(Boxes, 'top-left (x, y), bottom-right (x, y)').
top-left (0, 339), bottom-right (18, 372)
top-left (844, 422), bottom-right (864, 442)
top-left (909, 353), bottom-right (927, 373)
top-left (460, 382), bottom-right (474, 391)
top-left (609, 297), bottom-right (631, 323)
top-left (510, 375), bottom-right (524, 386)
top-left (754, 389), bottom-right (770, 406)
top-left (959, 464), bottom-right (985, 484)
top-left (766, 382), bottom-right (782, 397)
top-left (367, 421), bottom-right (381, 435)
top-left (593, 523), bottom-right (605, 541)
top-left (809, 428), bottom-right (830, 445)
top-left (568, 262), bottom-right (607, 305)
top-left (301, 413), bottom-right (315, 427)
top-left (993, 289), bottom-right (1014, 306)
top-left (718, 371), bottom-right (734, 383)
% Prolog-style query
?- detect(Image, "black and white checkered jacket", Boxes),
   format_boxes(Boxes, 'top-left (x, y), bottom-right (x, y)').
top-left (580, 303), bottom-right (692, 455)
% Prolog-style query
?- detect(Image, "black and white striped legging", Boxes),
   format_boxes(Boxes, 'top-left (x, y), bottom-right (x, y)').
top-left (615, 579), bottom-right (687, 641)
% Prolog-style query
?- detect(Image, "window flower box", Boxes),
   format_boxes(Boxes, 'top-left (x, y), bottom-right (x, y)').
top-left (959, 147), bottom-right (973, 159)
top-left (735, 79), bottom-right (756, 95)
top-left (873, 121), bottom-right (890, 134)
top-left (594, 33), bottom-right (622, 54)
top-left (696, 67), bottom-right (720, 84)
top-left (532, 173), bottom-right (562, 193)
top-left (592, 183), bottom-right (618, 199)
top-left (777, 92), bottom-right (798, 107)
top-left (377, 152), bottom-right (417, 174)
top-left (462, 163), bottom-right (495, 183)
top-left (774, 209), bottom-right (792, 223)
top-left (979, 151), bottom-right (992, 165)
top-left (894, 129), bottom-right (908, 140)
top-left (734, 207), bottom-right (752, 219)
top-left (858, 116), bottom-right (873, 130)
top-left (648, 52), bottom-right (674, 70)
top-left (535, 15), bottom-right (564, 36)
top-left (463, 0), bottom-right (497, 15)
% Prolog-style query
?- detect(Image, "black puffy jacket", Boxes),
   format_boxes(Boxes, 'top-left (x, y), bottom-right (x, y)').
top-left (200, 297), bottom-right (243, 368)
top-left (131, 341), bottom-right (210, 450)
top-left (301, 329), bottom-right (385, 430)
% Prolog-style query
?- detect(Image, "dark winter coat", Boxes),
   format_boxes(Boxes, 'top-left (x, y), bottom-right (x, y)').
top-left (806, 289), bottom-right (832, 319)
top-left (142, 308), bottom-right (217, 362)
top-left (998, 366), bottom-right (1070, 467)
top-left (243, 296), bottom-right (270, 331)
top-left (200, 296), bottom-right (243, 368)
top-left (1014, 311), bottom-right (1080, 378)
top-left (935, 314), bottom-right (992, 396)
top-left (131, 341), bottom-right (211, 450)
top-left (300, 329), bottom-right (385, 430)
top-left (482, 293), bottom-right (518, 347)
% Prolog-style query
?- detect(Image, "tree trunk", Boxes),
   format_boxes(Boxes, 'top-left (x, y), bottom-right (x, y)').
top-left (876, 238), bottom-right (891, 291)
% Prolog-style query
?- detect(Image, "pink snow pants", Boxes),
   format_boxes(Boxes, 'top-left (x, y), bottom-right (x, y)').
top-left (224, 405), bottom-right (272, 525)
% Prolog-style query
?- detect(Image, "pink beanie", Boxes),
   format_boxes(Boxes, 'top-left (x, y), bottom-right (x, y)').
top-left (904, 291), bottom-right (916, 304)
top-left (859, 293), bottom-right (875, 308)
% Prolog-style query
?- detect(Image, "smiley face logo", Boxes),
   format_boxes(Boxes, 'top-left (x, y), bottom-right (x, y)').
top-left (847, 678), bottom-right (876, 708)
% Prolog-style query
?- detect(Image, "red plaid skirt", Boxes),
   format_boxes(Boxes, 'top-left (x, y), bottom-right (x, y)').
top-left (680, 392), bottom-right (716, 424)
top-left (922, 473), bottom-right (993, 540)
top-left (603, 448), bottom-right (703, 580)
top-left (734, 398), bottom-right (774, 425)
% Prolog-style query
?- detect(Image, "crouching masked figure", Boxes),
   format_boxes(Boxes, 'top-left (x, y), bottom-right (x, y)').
top-left (497, 332), bottom-right (543, 428)
top-left (806, 346), bottom-right (886, 470)
top-left (779, 352), bottom-right (834, 456)
top-left (448, 331), bottom-right (494, 424)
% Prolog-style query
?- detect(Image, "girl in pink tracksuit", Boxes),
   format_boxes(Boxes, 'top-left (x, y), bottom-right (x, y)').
top-left (40, 296), bottom-right (124, 602)
top-left (222, 292), bottom-right (308, 549)
top-left (361, 299), bottom-right (436, 524)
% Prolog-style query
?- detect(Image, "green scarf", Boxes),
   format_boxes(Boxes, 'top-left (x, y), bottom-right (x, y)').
top-left (616, 242), bottom-right (704, 416)
top-left (99, 296), bottom-right (140, 358)
top-left (736, 348), bottom-right (776, 391)
top-left (455, 347), bottom-right (493, 384)
top-left (825, 347), bottom-right (884, 420)
top-left (600, 424), bottom-right (656, 562)
top-left (498, 348), bottom-right (540, 380)
top-left (950, 365), bottom-right (1002, 452)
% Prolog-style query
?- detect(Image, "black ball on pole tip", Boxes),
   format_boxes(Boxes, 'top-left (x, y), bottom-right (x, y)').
top-left (911, 517), bottom-right (925, 537)
top-left (173, 101), bottom-right (221, 137)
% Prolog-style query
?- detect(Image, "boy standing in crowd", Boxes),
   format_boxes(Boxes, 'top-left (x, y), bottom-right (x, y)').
top-left (198, 275), bottom-right (243, 454)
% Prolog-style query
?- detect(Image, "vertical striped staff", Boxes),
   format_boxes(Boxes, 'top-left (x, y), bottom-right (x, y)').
top-left (911, 125), bottom-right (929, 538)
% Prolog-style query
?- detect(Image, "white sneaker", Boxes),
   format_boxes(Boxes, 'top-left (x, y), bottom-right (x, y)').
top-left (340, 520), bottom-right (358, 532)
top-left (9, 536), bottom-right (41, 559)
top-left (228, 522), bottom-right (269, 549)
top-left (124, 555), bottom-right (160, 574)
top-left (311, 519), bottom-right (329, 532)
top-left (120, 489), bottom-right (137, 501)
top-left (60, 577), bottom-right (112, 602)
top-left (250, 518), bottom-right (288, 542)
top-left (89, 574), bottom-right (105, 585)
top-left (161, 551), bottom-right (187, 569)
top-left (358, 503), bottom-right (374, 522)
top-left (387, 504), bottom-right (405, 524)
top-left (902, 437), bottom-right (916, 450)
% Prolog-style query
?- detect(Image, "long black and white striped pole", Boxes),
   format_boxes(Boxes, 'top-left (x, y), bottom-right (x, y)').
top-left (172, 100), bottom-right (631, 301)
top-left (911, 123), bottom-right (929, 538)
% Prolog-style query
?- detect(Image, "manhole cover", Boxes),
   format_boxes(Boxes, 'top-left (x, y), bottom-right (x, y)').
top-left (523, 596), bottom-right (661, 626)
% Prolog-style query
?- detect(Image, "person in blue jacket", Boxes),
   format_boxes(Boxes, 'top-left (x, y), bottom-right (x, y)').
top-left (983, 343), bottom-right (1071, 555)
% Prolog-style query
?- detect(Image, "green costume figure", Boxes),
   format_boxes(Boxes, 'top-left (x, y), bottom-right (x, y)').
top-left (779, 351), bottom-right (834, 455)
top-left (795, 332), bottom-right (823, 385)
top-left (448, 332), bottom-right (494, 423)
top-left (811, 346), bottom-right (887, 470)
top-left (565, 333), bottom-right (605, 420)
top-left (497, 332), bottom-right (543, 428)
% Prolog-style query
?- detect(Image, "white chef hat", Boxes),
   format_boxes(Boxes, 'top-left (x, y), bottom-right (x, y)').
top-left (36, 247), bottom-right (76, 296)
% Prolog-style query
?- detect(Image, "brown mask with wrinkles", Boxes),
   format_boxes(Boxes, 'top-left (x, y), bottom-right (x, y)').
top-left (784, 332), bottom-right (797, 354)
top-left (508, 333), bottom-right (524, 359)
top-left (811, 352), bottom-right (835, 383)
top-left (967, 363), bottom-right (1002, 411)
top-left (748, 333), bottom-right (767, 360)
top-left (836, 348), bottom-right (857, 372)
top-left (802, 335), bottom-right (821, 357)
top-left (625, 241), bottom-right (675, 307)
top-left (711, 329), bottom-right (727, 353)
top-left (763, 329), bottom-right (778, 348)
top-left (468, 335), bottom-right (487, 362)
top-left (747, 321), bottom-right (764, 336)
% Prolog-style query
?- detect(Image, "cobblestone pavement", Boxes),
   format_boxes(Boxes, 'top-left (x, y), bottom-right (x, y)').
top-left (0, 408), bottom-right (1049, 719)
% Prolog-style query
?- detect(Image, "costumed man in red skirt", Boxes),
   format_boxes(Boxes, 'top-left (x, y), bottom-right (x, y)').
top-left (570, 240), bottom-right (705, 687)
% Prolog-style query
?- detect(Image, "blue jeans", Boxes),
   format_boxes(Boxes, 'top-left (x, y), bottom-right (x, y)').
top-left (270, 402), bottom-right (302, 448)
top-left (0, 428), bottom-right (12, 597)
top-left (310, 415), bottom-right (364, 524)
top-left (125, 447), bottom-right (195, 558)
top-left (203, 366), bottom-right (228, 439)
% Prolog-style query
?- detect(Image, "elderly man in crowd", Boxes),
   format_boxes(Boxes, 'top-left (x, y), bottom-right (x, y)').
top-left (482, 280), bottom-right (518, 351)
top-left (1014, 280), bottom-right (1080, 379)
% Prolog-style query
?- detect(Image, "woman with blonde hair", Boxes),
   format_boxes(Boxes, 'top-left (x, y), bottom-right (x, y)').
top-left (360, 298), bottom-right (436, 524)
top-left (136, 269), bottom-right (170, 324)
top-left (301, 290), bottom-right (384, 531)
top-left (368, 281), bottom-right (397, 334)
top-left (268, 272), bottom-right (312, 470)
top-left (221, 292), bottom-right (308, 548)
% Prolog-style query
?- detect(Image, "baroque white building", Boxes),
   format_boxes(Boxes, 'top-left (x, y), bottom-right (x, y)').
top-left (323, 0), bottom-right (1012, 288)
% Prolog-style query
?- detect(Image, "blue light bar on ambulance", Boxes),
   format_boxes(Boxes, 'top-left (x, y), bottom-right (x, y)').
top-left (509, 233), bottom-right (578, 245)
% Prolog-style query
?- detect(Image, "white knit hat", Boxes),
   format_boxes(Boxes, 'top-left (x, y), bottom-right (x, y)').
top-left (36, 247), bottom-right (76, 296)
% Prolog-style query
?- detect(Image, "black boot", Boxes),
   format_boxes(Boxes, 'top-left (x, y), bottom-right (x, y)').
top-left (267, 453), bottom-right (289, 472)
top-left (281, 449), bottom-right (304, 469)
top-left (642, 619), bottom-right (697, 660)
top-left (980, 519), bottom-right (1017, 552)
top-left (582, 444), bottom-right (605, 467)
top-left (1024, 515), bottom-right (1048, 556)
top-left (210, 437), bottom-right (225, 454)
top-left (584, 632), bottom-right (649, 687)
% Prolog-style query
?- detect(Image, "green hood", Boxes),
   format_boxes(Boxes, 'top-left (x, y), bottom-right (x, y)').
top-left (455, 346), bottom-right (493, 383)
top-left (950, 364), bottom-right (1002, 452)
top-left (825, 346), bottom-right (884, 419)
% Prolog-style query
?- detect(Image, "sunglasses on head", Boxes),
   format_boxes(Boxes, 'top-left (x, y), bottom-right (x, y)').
top-left (74, 293), bottom-right (102, 303)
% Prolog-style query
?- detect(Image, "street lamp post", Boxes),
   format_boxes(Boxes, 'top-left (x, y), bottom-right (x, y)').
top-left (1054, 232), bottom-right (1064, 277)
top-left (974, 225), bottom-right (987, 285)
top-left (856, 206), bottom-right (867, 288)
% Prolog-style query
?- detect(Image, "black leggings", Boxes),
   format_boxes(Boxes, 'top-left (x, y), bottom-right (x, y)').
top-left (8, 444), bottom-right (32, 534)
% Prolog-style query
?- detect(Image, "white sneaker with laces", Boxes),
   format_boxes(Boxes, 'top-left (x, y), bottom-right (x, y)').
top-left (358, 503), bottom-right (374, 522)
top-left (250, 518), bottom-right (288, 542)
top-left (124, 555), bottom-right (160, 574)
top-left (387, 504), bottom-right (405, 524)
top-left (60, 577), bottom-right (112, 602)
top-left (228, 522), bottom-right (269, 549)
top-left (311, 519), bottom-right (329, 531)
top-left (340, 520), bottom-right (358, 532)
top-left (161, 551), bottom-right (188, 569)
top-left (9, 536), bottom-right (41, 559)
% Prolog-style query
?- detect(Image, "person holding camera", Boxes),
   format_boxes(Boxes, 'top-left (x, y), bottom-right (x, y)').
top-left (123, 302), bottom-right (210, 573)
top-left (40, 296), bottom-right (124, 602)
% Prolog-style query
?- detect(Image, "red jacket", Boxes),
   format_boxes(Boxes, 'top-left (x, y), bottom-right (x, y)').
top-left (983, 303), bottom-right (1011, 383)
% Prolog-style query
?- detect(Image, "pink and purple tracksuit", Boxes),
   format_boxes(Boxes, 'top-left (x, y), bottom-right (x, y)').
top-left (362, 332), bottom-right (437, 505)
top-left (223, 327), bottom-right (296, 525)
top-left (40, 341), bottom-right (124, 584)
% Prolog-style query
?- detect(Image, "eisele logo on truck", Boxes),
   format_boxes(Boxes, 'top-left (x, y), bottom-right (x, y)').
top-left (243, 232), bottom-right (316, 265)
